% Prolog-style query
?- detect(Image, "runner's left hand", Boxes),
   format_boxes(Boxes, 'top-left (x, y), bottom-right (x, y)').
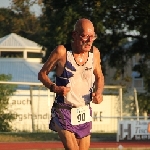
top-left (92, 92), bottom-right (103, 104)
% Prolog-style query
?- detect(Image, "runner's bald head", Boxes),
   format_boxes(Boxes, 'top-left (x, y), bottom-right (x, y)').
top-left (74, 18), bottom-right (94, 33)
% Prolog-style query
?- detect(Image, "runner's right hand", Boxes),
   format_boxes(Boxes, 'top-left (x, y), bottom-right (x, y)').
top-left (53, 85), bottom-right (70, 96)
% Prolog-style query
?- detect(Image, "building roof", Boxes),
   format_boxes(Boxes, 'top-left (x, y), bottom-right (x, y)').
top-left (0, 33), bottom-right (41, 49)
top-left (0, 58), bottom-right (54, 83)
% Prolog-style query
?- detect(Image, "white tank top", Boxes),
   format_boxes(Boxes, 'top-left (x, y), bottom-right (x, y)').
top-left (63, 50), bottom-right (94, 107)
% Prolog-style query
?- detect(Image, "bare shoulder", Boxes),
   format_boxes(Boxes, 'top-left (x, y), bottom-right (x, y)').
top-left (46, 44), bottom-right (66, 62)
top-left (92, 46), bottom-right (101, 62)
top-left (53, 45), bottom-right (66, 57)
top-left (92, 46), bottom-right (99, 52)
top-left (40, 45), bottom-right (66, 72)
top-left (92, 46), bottom-right (103, 78)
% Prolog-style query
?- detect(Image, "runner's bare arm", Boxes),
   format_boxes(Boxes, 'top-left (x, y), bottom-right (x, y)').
top-left (92, 47), bottom-right (104, 104)
top-left (38, 45), bottom-right (65, 89)
top-left (93, 47), bottom-right (104, 93)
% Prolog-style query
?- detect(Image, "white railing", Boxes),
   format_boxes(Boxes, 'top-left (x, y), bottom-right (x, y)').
top-left (0, 81), bottom-right (43, 86)
top-left (134, 88), bottom-right (139, 120)
top-left (1, 81), bottom-right (144, 134)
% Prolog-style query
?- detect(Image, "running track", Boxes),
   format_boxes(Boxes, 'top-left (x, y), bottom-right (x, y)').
top-left (0, 141), bottom-right (150, 149)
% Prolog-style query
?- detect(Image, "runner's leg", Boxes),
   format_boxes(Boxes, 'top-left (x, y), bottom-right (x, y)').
top-left (78, 135), bottom-right (90, 150)
top-left (54, 123), bottom-right (79, 150)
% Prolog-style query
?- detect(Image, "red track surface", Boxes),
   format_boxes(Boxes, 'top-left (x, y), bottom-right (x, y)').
top-left (0, 141), bottom-right (150, 150)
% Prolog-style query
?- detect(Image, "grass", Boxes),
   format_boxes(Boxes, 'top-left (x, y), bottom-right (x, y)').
top-left (0, 132), bottom-right (116, 142)
top-left (0, 132), bottom-right (59, 142)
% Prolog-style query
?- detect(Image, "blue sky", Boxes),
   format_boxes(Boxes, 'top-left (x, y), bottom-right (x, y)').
top-left (0, 0), bottom-right (42, 16)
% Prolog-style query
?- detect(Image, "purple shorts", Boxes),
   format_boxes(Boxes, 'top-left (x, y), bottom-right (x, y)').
top-left (49, 103), bottom-right (92, 139)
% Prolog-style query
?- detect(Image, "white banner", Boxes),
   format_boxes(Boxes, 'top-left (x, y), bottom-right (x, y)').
top-left (91, 95), bottom-right (120, 132)
top-left (7, 89), bottom-right (120, 132)
top-left (118, 120), bottom-right (150, 141)
top-left (8, 89), bottom-right (55, 132)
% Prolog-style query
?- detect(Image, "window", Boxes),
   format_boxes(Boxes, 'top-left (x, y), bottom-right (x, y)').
top-left (1, 51), bottom-right (23, 58)
top-left (27, 52), bottom-right (42, 58)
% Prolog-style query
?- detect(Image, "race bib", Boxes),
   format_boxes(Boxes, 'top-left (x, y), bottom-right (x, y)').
top-left (71, 105), bottom-right (92, 125)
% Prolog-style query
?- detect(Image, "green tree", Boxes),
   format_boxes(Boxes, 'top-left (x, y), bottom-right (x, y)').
top-left (10, 0), bottom-right (43, 43)
top-left (41, 0), bottom-right (100, 61)
top-left (0, 74), bottom-right (16, 131)
top-left (0, 8), bottom-right (17, 37)
top-left (0, 0), bottom-right (43, 45)
top-left (137, 93), bottom-right (150, 115)
top-left (39, 1), bottom-right (149, 72)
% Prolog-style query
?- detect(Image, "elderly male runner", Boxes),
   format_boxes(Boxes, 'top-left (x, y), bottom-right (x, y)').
top-left (38, 18), bottom-right (104, 150)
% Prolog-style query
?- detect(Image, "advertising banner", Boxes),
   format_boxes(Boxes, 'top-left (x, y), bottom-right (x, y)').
top-left (118, 120), bottom-right (150, 141)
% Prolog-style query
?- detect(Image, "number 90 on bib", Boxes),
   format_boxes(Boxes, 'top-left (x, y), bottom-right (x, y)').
top-left (71, 105), bottom-right (92, 125)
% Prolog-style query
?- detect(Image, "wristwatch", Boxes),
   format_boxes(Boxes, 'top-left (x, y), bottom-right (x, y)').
top-left (49, 83), bottom-right (56, 92)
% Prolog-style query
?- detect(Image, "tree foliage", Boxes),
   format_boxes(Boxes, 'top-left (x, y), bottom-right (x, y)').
top-left (0, 0), bottom-right (43, 44)
top-left (10, 0), bottom-right (41, 39)
top-left (0, 74), bottom-right (16, 132)
top-left (40, 0), bottom-right (150, 65)
top-left (40, 0), bottom-right (150, 114)
top-left (0, 8), bottom-right (17, 37)
top-left (138, 93), bottom-right (150, 115)
top-left (0, 0), bottom-right (150, 113)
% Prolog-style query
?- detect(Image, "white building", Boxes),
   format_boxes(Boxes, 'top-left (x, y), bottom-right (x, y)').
top-left (0, 33), bottom-right (45, 63)
top-left (0, 33), bottom-right (55, 132)
top-left (0, 33), bottom-right (54, 83)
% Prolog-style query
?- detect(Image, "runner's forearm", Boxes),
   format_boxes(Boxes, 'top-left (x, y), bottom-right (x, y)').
top-left (94, 75), bottom-right (104, 94)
